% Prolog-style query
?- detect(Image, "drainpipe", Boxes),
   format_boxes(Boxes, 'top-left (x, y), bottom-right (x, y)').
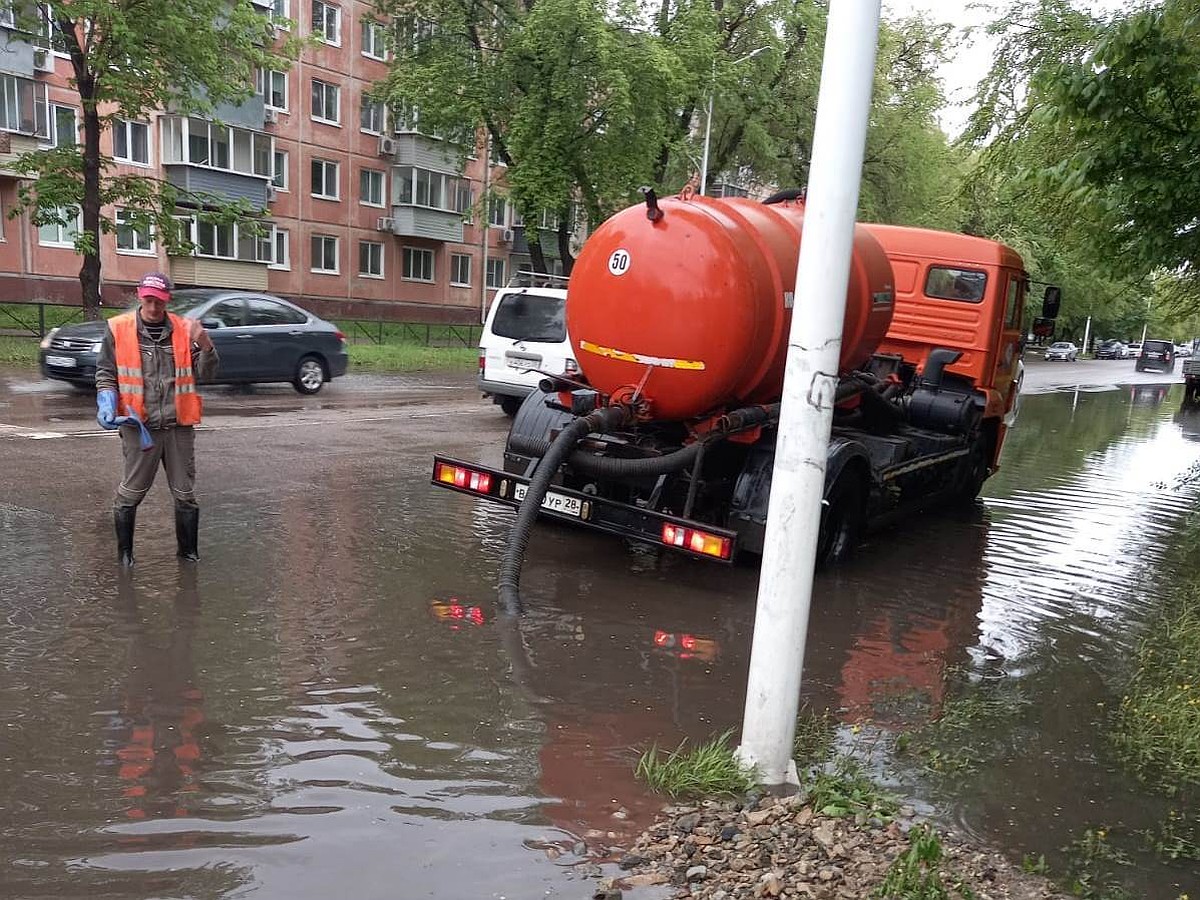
top-left (734, 0), bottom-right (882, 788)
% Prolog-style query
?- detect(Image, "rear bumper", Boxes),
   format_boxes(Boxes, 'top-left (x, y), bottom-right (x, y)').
top-left (329, 350), bottom-right (349, 378)
top-left (431, 455), bottom-right (738, 563)
top-left (478, 378), bottom-right (534, 399)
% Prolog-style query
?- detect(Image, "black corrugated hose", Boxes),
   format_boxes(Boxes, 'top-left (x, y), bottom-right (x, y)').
top-left (498, 405), bottom-right (631, 613)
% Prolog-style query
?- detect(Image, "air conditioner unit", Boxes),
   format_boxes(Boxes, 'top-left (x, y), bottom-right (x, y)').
top-left (378, 136), bottom-right (397, 156)
top-left (500, 228), bottom-right (514, 243)
top-left (376, 216), bottom-right (396, 232)
top-left (265, 183), bottom-right (278, 201)
top-left (263, 108), bottom-right (279, 125)
top-left (33, 48), bottom-right (53, 72)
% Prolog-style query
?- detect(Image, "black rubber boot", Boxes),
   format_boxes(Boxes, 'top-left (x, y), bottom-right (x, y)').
top-left (176, 503), bottom-right (200, 561)
top-left (114, 505), bottom-right (136, 567)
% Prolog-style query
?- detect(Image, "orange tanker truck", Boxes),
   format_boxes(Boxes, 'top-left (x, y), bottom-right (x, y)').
top-left (432, 190), bottom-right (1059, 593)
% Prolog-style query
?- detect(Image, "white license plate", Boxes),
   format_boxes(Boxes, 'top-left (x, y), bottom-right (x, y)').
top-left (513, 483), bottom-right (582, 517)
top-left (45, 355), bottom-right (76, 367)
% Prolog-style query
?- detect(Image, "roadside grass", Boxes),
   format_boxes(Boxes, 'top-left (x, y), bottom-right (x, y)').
top-left (0, 331), bottom-right (476, 374)
top-left (0, 335), bottom-right (39, 364)
top-left (348, 342), bottom-right (476, 372)
top-left (0, 302), bottom-right (109, 333)
top-left (1060, 828), bottom-right (1133, 900)
top-left (874, 824), bottom-right (976, 900)
top-left (803, 755), bottom-right (898, 821)
top-left (634, 730), bottom-right (757, 800)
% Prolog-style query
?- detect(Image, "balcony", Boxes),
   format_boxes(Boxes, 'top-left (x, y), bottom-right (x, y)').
top-left (383, 206), bottom-right (463, 243)
top-left (163, 166), bottom-right (270, 210)
top-left (389, 134), bottom-right (460, 176)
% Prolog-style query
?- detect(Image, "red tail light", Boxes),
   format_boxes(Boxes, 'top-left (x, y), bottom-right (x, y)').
top-left (479, 350), bottom-right (486, 376)
top-left (434, 461), bottom-right (493, 494)
top-left (661, 523), bottom-right (732, 560)
top-left (335, 330), bottom-right (347, 343)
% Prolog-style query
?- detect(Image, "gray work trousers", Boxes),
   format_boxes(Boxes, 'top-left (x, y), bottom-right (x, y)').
top-left (114, 425), bottom-right (198, 510)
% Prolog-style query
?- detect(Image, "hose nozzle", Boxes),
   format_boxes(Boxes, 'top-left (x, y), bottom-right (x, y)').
top-left (640, 186), bottom-right (664, 223)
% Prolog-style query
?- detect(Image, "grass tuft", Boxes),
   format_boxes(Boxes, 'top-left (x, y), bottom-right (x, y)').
top-left (803, 755), bottom-right (898, 821)
top-left (874, 824), bottom-right (975, 899)
top-left (634, 729), bottom-right (757, 800)
top-left (347, 342), bottom-right (476, 372)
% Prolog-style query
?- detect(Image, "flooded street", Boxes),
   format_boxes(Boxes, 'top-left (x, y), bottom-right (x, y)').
top-left (1, 360), bottom-right (1198, 898)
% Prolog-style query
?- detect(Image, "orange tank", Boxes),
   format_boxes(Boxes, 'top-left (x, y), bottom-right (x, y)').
top-left (566, 195), bottom-right (895, 421)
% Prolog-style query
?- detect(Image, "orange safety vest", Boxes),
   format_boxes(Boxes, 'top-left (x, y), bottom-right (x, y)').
top-left (109, 312), bottom-right (202, 426)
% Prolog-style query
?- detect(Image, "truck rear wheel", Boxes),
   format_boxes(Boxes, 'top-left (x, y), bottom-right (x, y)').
top-left (816, 470), bottom-right (867, 566)
top-left (955, 434), bottom-right (992, 502)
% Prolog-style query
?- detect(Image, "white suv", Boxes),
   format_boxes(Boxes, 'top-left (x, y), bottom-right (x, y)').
top-left (478, 275), bottom-right (579, 415)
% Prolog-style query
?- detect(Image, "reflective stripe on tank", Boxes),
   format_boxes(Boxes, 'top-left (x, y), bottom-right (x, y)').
top-left (578, 340), bottom-right (706, 371)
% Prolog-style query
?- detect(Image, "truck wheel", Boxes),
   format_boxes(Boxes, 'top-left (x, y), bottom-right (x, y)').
top-left (816, 471), bottom-right (867, 566)
top-left (955, 435), bottom-right (992, 502)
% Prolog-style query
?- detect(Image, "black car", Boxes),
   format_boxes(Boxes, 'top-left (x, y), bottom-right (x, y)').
top-left (1135, 339), bottom-right (1176, 373)
top-left (1095, 340), bottom-right (1128, 360)
top-left (39, 290), bottom-right (350, 394)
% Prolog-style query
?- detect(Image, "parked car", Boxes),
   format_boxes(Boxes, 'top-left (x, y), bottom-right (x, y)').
top-left (478, 274), bottom-right (578, 416)
top-left (1095, 340), bottom-right (1128, 360)
top-left (1125, 342), bottom-right (1142, 358)
top-left (1175, 343), bottom-right (1192, 357)
top-left (1044, 341), bottom-right (1079, 361)
top-left (39, 290), bottom-right (349, 394)
top-left (1136, 338), bottom-right (1176, 373)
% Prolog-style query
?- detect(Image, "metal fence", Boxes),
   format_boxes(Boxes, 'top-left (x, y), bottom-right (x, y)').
top-left (0, 302), bottom-right (484, 348)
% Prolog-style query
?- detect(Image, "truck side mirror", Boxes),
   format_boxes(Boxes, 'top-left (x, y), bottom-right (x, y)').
top-left (1042, 286), bottom-right (1062, 320)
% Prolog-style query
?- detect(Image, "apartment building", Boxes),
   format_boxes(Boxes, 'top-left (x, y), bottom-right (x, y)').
top-left (0, 0), bottom-right (569, 322)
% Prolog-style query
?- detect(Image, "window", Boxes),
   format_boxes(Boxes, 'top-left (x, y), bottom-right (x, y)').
top-left (402, 247), bottom-right (433, 282)
top-left (0, 73), bottom-right (48, 137)
top-left (362, 19), bottom-right (387, 60)
top-left (455, 181), bottom-right (473, 217)
top-left (311, 0), bottom-right (339, 44)
top-left (360, 96), bottom-right (385, 134)
top-left (37, 206), bottom-right (79, 247)
top-left (490, 291), bottom-right (567, 342)
top-left (270, 0), bottom-right (289, 25)
top-left (175, 217), bottom-right (269, 261)
top-left (115, 209), bottom-right (154, 254)
top-left (359, 168), bottom-right (384, 206)
top-left (393, 166), bottom-right (469, 212)
top-left (311, 234), bottom-right (338, 273)
top-left (247, 296), bottom-right (307, 325)
top-left (450, 253), bottom-right (471, 287)
top-left (925, 266), bottom-right (986, 303)
top-left (206, 299), bottom-right (246, 327)
top-left (0, 6), bottom-right (13, 27)
top-left (272, 149), bottom-right (288, 190)
top-left (359, 240), bottom-right (383, 278)
top-left (1005, 277), bottom-right (1023, 329)
top-left (48, 103), bottom-right (75, 148)
top-left (311, 79), bottom-right (340, 125)
top-left (311, 158), bottom-right (339, 199)
top-left (257, 69), bottom-right (288, 111)
top-left (269, 227), bottom-right (290, 269)
top-left (161, 117), bottom-right (270, 177)
top-left (486, 257), bottom-right (505, 289)
top-left (113, 118), bottom-right (150, 165)
top-left (196, 220), bottom-right (234, 258)
top-left (488, 196), bottom-right (507, 227)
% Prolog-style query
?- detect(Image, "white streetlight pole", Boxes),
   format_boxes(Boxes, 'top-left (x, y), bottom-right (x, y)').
top-left (700, 47), bottom-right (768, 196)
top-left (734, 0), bottom-right (881, 787)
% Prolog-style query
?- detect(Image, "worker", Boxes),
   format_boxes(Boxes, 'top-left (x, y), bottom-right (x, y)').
top-left (95, 272), bottom-right (219, 565)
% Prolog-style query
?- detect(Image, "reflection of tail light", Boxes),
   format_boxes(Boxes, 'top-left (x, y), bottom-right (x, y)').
top-left (651, 630), bottom-right (719, 661)
top-left (434, 461), bottom-right (493, 494)
top-left (430, 599), bottom-right (486, 627)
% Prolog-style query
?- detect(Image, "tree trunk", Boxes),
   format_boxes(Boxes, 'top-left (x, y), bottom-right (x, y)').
top-left (79, 91), bottom-right (103, 320)
top-left (557, 217), bottom-right (573, 275)
top-left (526, 223), bottom-right (548, 273)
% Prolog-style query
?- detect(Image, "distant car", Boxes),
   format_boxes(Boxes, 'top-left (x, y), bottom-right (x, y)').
top-left (1126, 342), bottom-right (1142, 359)
top-left (39, 289), bottom-right (349, 394)
top-left (1136, 339), bottom-right (1175, 373)
top-left (1175, 344), bottom-right (1192, 357)
top-left (1044, 341), bottom-right (1078, 361)
top-left (1095, 340), bottom-right (1128, 360)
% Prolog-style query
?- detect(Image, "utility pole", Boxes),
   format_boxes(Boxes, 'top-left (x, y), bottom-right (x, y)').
top-left (480, 130), bottom-right (492, 325)
top-left (1082, 315), bottom-right (1091, 357)
top-left (734, 0), bottom-right (882, 787)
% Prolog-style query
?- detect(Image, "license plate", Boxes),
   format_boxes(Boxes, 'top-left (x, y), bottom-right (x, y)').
top-left (46, 355), bottom-right (76, 367)
top-left (513, 483), bottom-right (582, 517)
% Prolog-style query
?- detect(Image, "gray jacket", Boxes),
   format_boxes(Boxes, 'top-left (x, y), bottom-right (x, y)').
top-left (95, 313), bottom-right (220, 430)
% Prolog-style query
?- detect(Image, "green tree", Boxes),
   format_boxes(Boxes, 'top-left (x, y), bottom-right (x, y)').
top-left (7, 1), bottom-right (300, 319)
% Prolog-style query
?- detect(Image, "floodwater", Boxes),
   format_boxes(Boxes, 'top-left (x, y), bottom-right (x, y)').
top-left (1, 377), bottom-right (1199, 898)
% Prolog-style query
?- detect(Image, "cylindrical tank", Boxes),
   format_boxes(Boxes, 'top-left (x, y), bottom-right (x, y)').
top-left (566, 195), bottom-right (895, 421)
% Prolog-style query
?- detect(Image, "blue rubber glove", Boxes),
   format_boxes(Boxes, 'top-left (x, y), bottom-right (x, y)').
top-left (96, 389), bottom-right (118, 430)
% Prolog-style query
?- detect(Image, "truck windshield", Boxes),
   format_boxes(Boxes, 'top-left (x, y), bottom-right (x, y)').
top-left (491, 292), bottom-right (566, 342)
